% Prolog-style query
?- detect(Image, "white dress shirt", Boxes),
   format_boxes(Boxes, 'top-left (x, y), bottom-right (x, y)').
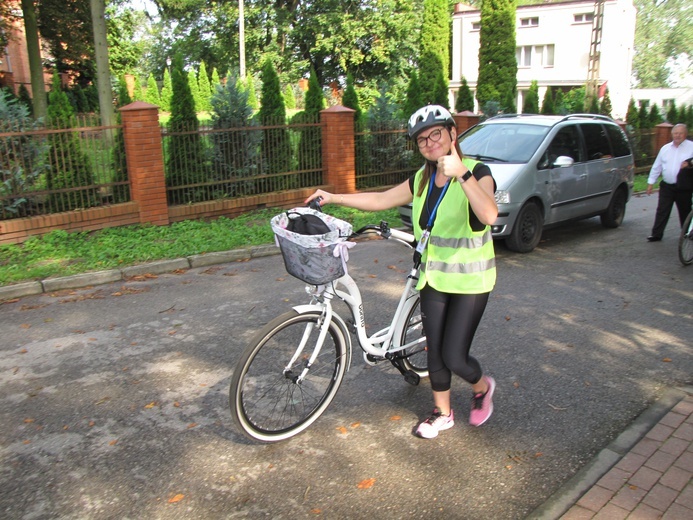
top-left (648, 138), bottom-right (693, 185)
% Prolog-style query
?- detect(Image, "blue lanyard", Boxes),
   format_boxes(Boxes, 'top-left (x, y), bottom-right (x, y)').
top-left (425, 172), bottom-right (450, 230)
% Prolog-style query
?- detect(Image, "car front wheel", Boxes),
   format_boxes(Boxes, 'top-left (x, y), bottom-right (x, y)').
top-left (506, 202), bottom-right (543, 253)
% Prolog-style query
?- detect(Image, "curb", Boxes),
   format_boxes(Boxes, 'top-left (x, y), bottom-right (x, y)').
top-left (0, 245), bottom-right (281, 301)
top-left (526, 385), bottom-right (693, 520)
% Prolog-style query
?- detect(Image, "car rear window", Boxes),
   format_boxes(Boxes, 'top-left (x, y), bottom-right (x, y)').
top-left (604, 124), bottom-right (632, 158)
top-left (580, 123), bottom-right (612, 160)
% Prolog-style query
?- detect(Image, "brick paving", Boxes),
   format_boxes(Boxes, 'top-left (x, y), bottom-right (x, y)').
top-left (560, 394), bottom-right (693, 520)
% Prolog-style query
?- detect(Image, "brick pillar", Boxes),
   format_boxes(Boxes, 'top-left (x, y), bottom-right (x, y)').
top-left (654, 123), bottom-right (673, 153)
top-left (119, 101), bottom-right (169, 225)
top-left (321, 105), bottom-right (356, 194)
top-left (453, 111), bottom-right (480, 134)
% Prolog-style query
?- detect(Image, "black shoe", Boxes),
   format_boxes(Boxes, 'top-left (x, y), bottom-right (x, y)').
top-left (647, 235), bottom-right (662, 242)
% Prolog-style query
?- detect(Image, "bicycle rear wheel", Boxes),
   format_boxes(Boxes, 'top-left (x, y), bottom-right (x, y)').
top-left (398, 296), bottom-right (428, 377)
top-left (230, 310), bottom-right (348, 442)
top-left (679, 211), bottom-right (693, 266)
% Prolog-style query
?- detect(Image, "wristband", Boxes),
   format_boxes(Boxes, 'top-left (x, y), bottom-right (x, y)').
top-left (458, 170), bottom-right (473, 183)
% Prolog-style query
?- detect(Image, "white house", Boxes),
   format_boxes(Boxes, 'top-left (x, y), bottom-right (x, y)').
top-left (450, 0), bottom-right (637, 119)
top-left (631, 88), bottom-right (693, 117)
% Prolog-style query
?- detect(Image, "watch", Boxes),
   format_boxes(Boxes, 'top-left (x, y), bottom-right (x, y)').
top-left (458, 170), bottom-right (473, 183)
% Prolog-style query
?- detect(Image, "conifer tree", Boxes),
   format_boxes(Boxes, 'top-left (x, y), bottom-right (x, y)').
top-left (211, 67), bottom-right (221, 95)
top-left (246, 73), bottom-right (259, 111)
top-left (522, 80), bottom-right (539, 114)
top-left (283, 84), bottom-right (296, 110)
top-left (554, 90), bottom-right (567, 115)
top-left (599, 88), bottom-right (613, 118)
top-left (666, 101), bottom-right (677, 124)
top-left (296, 68), bottom-right (324, 171)
top-left (198, 61), bottom-right (212, 113)
top-left (46, 73), bottom-right (97, 211)
top-left (541, 87), bottom-right (554, 115)
top-left (160, 68), bottom-right (173, 112)
top-left (259, 59), bottom-right (290, 175)
top-left (187, 69), bottom-right (201, 113)
top-left (648, 104), bottom-right (663, 126)
top-left (132, 76), bottom-right (144, 101)
top-left (432, 68), bottom-right (450, 109)
top-left (210, 71), bottom-right (260, 187)
top-left (638, 103), bottom-right (649, 128)
top-left (404, 70), bottom-right (424, 121)
top-left (342, 72), bottom-right (367, 175)
top-left (455, 77), bottom-right (475, 113)
top-left (477, 0), bottom-right (517, 109)
top-left (419, 0), bottom-right (450, 105)
top-left (168, 53), bottom-right (206, 202)
top-left (625, 98), bottom-right (639, 129)
top-left (145, 74), bottom-right (160, 107)
top-left (565, 87), bottom-right (585, 114)
top-left (501, 89), bottom-right (516, 114)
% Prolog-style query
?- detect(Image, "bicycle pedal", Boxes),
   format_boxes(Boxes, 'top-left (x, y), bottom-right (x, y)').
top-left (403, 370), bottom-right (420, 386)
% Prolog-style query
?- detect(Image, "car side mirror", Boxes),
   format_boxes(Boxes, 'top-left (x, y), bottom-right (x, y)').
top-left (553, 156), bottom-right (574, 167)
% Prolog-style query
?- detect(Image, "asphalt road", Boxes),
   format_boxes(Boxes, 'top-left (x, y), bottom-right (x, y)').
top-left (0, 193), bottom-right (691, 519)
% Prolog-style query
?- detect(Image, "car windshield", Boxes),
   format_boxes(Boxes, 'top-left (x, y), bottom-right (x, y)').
top-left (459, 123), bottom-right (551, 163)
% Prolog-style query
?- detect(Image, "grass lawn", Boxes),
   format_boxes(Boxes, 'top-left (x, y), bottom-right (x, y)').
top-left (0, 206), bottom-right (401, 286)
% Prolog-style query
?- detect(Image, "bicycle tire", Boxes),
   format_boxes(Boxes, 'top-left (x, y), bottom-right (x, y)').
top-left (678, 210), bottom-right (693, 266)
top-left (397, 295), bottom-right (428, 377)
top-left (230, 310), bottom-right (348, 442)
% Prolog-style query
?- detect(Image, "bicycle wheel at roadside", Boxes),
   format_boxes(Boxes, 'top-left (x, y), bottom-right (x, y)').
top-left (679, 210), bottom-right (693, 266)
top-left (230, 310), bottom-right (349, 442)
top-left (397, 296), bottom-right (428, 377)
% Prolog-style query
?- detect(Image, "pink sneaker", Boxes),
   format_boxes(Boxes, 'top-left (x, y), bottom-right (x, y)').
top-left (469, 376), bottom-right (495, 427)
top-left (415, 408), bottom-right (454, 439)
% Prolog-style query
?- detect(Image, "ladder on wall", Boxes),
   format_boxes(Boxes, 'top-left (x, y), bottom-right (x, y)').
top-left (586, 0), bottom-right (605, 102)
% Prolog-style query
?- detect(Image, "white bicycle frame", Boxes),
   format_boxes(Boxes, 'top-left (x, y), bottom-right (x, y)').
top-left (288, 227), bottom-right (424, 381)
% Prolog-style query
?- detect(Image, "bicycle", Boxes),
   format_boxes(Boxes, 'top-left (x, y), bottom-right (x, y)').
top-left (679, 208), bottom-right (693, 266)
top-left (229, 205), bottom-right (428, 443)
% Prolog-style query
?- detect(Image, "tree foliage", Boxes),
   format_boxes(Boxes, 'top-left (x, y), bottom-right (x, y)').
top-left (632, 0), bottom-right (693, 88)
top-left (540, 87), bottom-right (554, 115)
top-left (625, 98), bottom-right (639, 129)
top-left (477, 0), bottom-right (517, 109)
top-left (419, 0), bottom-right (450, 104)
top-left (599, 88), bottom-right (613, 118)
top-left (259, 59), bottom-right (291, 174)
top-left (455, 77), bottom-right (475, 113)
top-left (522, 80), bottom-right (539, 114)
top-left (46, 73), bottom-right (98, 211)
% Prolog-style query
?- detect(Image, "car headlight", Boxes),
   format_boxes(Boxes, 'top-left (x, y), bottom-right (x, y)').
top-left (495, 190), bottom-right (510, 204)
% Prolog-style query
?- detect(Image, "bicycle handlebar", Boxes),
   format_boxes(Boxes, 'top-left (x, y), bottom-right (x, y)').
top-left (307, 195), bottom-right (415, 248)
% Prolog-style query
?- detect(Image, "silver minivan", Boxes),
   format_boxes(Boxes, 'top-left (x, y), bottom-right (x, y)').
top-left (400, 114), bottom-right (635, 252)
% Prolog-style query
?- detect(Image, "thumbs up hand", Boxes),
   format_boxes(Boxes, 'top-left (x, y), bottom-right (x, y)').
top-left (437, 143), bottom-right (468, 179)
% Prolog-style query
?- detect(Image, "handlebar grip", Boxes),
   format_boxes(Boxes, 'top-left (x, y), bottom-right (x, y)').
top-left (308, 196), bottom-right (323, 212)
top-left (388, 228), bottom-right (415, 244)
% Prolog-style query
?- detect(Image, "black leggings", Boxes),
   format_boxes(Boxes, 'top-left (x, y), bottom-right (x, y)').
top-left (419, 285), bottom-right (490, 392)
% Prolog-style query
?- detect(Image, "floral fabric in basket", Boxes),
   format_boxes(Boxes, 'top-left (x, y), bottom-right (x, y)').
top-left (271, 208), bottom-right (354, 285)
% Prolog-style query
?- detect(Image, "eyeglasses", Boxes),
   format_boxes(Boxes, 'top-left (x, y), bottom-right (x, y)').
top-left (416, 128), bottom-right (444, 148)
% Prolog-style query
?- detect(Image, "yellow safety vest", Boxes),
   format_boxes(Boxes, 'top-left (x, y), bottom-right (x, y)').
top-left (412, 160), bottom-right (496, 294)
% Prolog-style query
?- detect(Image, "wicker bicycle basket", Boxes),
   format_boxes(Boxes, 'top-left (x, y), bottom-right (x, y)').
top-left (271, 208), bottom-right (353, 285)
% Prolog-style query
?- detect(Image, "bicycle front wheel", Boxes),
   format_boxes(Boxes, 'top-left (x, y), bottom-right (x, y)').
top-left (230, 310), bottom-right (348, 442)
top-left (398, 295), bottom-right (428, 378)
top-left (679, 210), bottom-right (693, 266)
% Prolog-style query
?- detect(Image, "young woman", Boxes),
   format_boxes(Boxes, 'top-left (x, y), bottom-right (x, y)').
top-left (306, 105), bottom-right (498, 439)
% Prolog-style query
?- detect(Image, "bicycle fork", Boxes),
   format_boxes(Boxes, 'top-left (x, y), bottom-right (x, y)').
top-left (283, 306), bottom-right (334, 384)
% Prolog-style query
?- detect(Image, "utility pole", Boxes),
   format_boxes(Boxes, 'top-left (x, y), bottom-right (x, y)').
top-left (585, 0), bottom-right (605, 108)
top-left (239, 0), bottom-right (246, 77)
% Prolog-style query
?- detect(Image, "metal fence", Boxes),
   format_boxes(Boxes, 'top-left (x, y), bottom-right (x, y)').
top-left (162, 115), bottom-right (323, 206)
top-left (0, 114), bottom-right (128, 220)
top-left (355, 123), bottom-right (419, 190)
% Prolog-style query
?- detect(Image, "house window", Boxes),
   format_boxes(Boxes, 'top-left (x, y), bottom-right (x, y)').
top-left (471, 21), bottom-right (481, 31)
top-left (574, 13), bottom-right (594, 24)
top-left (516, 44), bottom-right (554, 68)
top-left (516, 46), bottom-right (532, 67)
top-left (520, 17), bottom-right (539, 27)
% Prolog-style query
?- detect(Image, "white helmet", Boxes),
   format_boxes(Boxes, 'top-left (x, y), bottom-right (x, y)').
top-left (407, 105), bottom-right (455, 139)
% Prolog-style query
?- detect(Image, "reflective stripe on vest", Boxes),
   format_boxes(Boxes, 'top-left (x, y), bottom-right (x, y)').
top-left (412, 160), bottom-right (496, 294)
